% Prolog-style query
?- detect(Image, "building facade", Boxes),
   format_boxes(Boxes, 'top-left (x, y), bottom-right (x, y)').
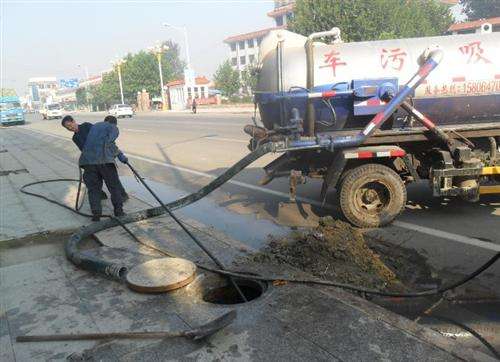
top-left (447, 16), bottom-right (500, 35)
top-left (26, 77), bottom-right (58, 110)
top-left (223, 0), bottom-right (295, 75)
top-left (166, 76), bottom-right (212, 110)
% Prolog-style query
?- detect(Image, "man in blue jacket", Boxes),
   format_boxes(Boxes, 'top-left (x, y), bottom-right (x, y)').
top-left (79, 115), bottom-right (128, 221)
top-left (61, 115), bottom-right (128, 202)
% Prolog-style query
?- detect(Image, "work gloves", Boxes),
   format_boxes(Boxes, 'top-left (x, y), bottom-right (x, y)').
top-left (117, 152), bottom-right (128, 164)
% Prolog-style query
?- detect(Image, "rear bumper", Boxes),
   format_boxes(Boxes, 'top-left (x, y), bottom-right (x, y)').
top-left (1, 119), bottom-right (25, 126)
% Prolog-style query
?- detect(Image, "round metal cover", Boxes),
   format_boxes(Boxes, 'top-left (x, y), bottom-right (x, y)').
top-left (126, 258), bottom-right (196, 293)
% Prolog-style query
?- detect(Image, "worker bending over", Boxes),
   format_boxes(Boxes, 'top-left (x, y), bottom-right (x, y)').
top-left (78, 115), bottom-right (128, 221)
top-left (62, 115), bottom-right (128, 202)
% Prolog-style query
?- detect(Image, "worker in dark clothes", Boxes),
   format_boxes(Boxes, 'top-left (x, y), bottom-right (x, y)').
top-left (78, 116), bottom-right (128, 221)
top-left (61, 115), bottom-right (128, 201)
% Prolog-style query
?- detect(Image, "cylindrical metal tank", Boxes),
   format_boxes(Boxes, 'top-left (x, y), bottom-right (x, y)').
top-left (255, 29), bottom-right (500, 132)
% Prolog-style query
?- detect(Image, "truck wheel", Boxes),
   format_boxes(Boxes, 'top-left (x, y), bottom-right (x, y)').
top-left (339, 163), bottom-right (406, 228)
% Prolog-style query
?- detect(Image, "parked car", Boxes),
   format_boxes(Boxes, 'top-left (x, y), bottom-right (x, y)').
top-left (40, 103), bottom-right (63, 120)
top-left (109, 104), bottom-right (134, 118)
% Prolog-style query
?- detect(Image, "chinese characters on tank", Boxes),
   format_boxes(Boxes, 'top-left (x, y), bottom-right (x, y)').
top-left (320, 50), bottom-right (346, 76)
top-left (422, 80), bottom-right (500, 97)
top-left (459, 41), bottom-right (491, 64)
top-left (380, 48), bottom-right (407, 71)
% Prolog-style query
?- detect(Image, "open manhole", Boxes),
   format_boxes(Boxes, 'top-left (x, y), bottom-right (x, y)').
top-left (203, 278), bottom-right (266, 305)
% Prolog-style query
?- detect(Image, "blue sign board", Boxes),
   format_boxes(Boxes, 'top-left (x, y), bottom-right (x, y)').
top-left (59, 78), bottom-right (79, 89)
top-left (31, 85), bottom-right (40, 102)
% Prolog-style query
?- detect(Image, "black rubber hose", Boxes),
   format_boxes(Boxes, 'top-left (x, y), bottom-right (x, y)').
top-left (20, 143), bottom-right (500, 298)
top-left (75, 167), bottom-right (85, 211)
top-left (64, 143), bottom-right (274, 279)
top-left (198, 252), bottom-right (500, 298)
top-left (425, 314), bottom-right (500, 360)
top-left (126, 161), bottom-right (249, 302)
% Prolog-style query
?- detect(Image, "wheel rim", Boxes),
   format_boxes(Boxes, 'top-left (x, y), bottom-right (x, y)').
top-left (354, 180), bottom-right (391, 215)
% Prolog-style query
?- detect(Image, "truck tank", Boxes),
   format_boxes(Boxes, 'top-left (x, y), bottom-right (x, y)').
top-left (255, 29), bottom-right (500, 132)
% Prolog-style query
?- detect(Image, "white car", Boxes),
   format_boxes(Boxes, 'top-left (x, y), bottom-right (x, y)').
top-left (41, 103), bottom-right (63, 120)
top-left (109, 104), bottom-right (134, 118)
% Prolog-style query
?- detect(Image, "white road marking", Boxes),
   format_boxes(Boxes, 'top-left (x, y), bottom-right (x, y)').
top-left (21, 127), bottom-right (500, 252)
top-left (393, 221), bottom-right (500, 252)
top-left (206, 136), bottom-right (248, 144)
top-left (130, 120), bottom-right (243, 127)
top-left (123, 128), bottom-right (148, 133)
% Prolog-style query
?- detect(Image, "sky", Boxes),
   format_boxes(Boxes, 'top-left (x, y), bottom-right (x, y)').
top-left (1, 0), bottom-right (464, 96)
top-left (1, 0), bottom-right (276, 95)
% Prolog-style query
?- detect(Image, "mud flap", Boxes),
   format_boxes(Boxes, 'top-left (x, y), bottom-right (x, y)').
top-left (320, 150), bottom-right (347, 205)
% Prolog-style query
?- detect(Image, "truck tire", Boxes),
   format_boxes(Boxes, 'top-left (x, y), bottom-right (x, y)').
top-left (339, 163), bottom-right (406, 228)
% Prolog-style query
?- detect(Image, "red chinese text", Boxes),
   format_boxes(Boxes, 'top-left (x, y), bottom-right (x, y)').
top-left (320, 50), bottom-right (346, 76)
top-left (380, 48), bottom-right (407, 71)
top-left (459, 41), bottom-right (491, 64)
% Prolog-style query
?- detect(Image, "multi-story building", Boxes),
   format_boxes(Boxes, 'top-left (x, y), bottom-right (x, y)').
top-left (26, 77), bottom-right (58, 110)
top-left (223, 27), bottom-right (282, 74)
top-left (223, 0), bottom-right (295, 75)
top-left (447, 16), bottom-right (500, 35)
top-left (267, 0), bottom-right (295, 27)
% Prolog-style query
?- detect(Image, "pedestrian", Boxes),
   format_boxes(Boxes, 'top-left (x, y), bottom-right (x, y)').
top-left (192, 98), bottom-right (197, 114)
top-left (61, 115), bottom-right (129, 202)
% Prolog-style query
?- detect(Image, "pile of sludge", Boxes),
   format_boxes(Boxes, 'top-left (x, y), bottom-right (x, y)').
top-left (252, 217), bottom-right (404, 291)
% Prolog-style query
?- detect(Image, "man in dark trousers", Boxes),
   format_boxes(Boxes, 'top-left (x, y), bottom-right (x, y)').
top-left (78, 115), bottom-right (128, 221)
top-left (61, 115), bottom-right (128, 201)
top-left (191, 98), bottom-right (197, 114)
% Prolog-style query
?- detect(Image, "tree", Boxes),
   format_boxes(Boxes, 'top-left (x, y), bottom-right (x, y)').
top-left (75, 88), bottom-right (87, 108)
top-left (289, 0), bottom-right (453, 42)
top-left (241, 64), bottom-right (259, 93)
top-left (88, 40), bottom-right (184, 108)
top-left (213, 60), bottom-right (241, 97)
top-left (460, 0), bottom-right (500, 20)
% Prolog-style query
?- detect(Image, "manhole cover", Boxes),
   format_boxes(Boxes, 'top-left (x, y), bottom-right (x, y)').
top-left (126, 257), bottom-right (196, 293)
top-left (203, 279), bottom-right (266, 305)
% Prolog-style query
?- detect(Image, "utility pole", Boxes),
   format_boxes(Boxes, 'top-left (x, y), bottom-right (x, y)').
top-left (149, 43), bottom-right (169, 110)
top-left (111, 58), bottom-right (126, 104)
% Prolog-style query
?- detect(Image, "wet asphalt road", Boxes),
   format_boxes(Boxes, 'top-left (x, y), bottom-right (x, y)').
top-left (15, 111), bottom-right (500, 355)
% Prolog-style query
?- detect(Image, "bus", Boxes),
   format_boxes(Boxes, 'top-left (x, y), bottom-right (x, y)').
top-left (0, 94), bottom-right (25, 126)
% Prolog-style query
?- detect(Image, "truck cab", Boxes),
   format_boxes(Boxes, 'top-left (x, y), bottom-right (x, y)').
top-left (41, 103), bottom-right (63, 120)
top-left (0, 96), bottom-right (25, 126)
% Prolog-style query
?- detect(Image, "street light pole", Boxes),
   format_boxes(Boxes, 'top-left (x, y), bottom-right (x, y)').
top-left (77, 64), bottom-right (91, 111)
top-left (162, 22), bottom-right (191, 69)
top-left (111, 58), bottom-right (126, 104)
top-left (149, 43), bottom-right (169, 110)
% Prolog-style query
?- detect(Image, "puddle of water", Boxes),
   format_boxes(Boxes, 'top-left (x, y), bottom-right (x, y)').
top-left (120, 176), bottom-right (289, 250)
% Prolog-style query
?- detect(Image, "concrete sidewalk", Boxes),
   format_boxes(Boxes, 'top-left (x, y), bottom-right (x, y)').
top-left (0, 128), bottom-right (149, 241)
top-left (1, 214), bottom-right (493, 361)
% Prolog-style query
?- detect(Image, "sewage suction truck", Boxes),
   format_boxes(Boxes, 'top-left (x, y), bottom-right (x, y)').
top-left (245, 27), bottom-right (500, 227)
